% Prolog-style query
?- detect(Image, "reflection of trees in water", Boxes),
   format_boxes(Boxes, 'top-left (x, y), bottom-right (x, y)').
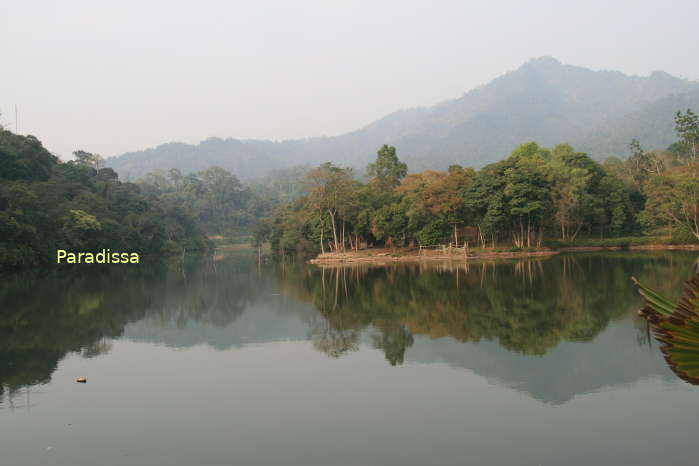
top-left (2, 251), bottom-right (696, 398)
top-left (82, 339), bottom-right (113, 358)
top-left (308, 313), bottom-right (360, 358)
top-left (634, 317), bottom-right (654, 349)
top-left (0, 266), bottom-right (151, 400)
top-left (372, 321), bottom-right (414, 366)
top-left (144, 255), bottom-right (258, 328)
top-left (0, 254), bottom-right (262, 398)
top-left (0, 385), bottom-right (41, 411)
top-left (275, 253), bottom-right (698, 364)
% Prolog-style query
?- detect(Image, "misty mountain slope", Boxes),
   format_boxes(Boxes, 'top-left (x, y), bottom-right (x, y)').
top-left (573, 88), bottom-right (699, 158)
top-left (106, 138), bottom-right (280, 181)
top-left (106, 57), bottom-right (699, 180)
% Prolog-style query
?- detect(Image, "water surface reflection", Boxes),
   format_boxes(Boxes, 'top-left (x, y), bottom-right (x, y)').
top-left (3, 252), bottom-right (699, 466)
top-left (1, 252), bottom-right (696, 406)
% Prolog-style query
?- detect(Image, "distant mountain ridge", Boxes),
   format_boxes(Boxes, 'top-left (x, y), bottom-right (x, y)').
top-left (106, 57), bottom-right (699, 180)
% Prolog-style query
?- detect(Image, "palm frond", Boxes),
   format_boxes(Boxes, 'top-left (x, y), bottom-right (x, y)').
top-left (635, 273), bottom-right (699, 385)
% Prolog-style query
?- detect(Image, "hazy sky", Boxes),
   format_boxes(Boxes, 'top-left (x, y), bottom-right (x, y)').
top-left (2, 0), bottom-right (698, 159)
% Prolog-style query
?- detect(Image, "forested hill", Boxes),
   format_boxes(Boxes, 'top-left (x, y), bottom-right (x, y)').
top-left (0, 130), bottom-right (209, 268)
top-left (106, 57), bottom-right (699, 180)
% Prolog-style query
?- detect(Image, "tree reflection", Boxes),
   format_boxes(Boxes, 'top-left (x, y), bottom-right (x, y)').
top-left (0, 253), bottom-right (260, 400)
top-left (1, 251), bottom-right (696, 401)
top-left (372, 321), bottom-right (414, 366)
top-left (309, 313), bottom-right (360, 358)
top-left (275, 252), bottom-right (698, 363)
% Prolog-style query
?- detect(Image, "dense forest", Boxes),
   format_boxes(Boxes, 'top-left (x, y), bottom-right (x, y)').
top-left (0, 127), bottom-right (302, 269)
top-left (0, 129), bottom-right (209, 268)
top-left (264, 111), bottom-right (699, 257)
top-left (136, 167), bottom-right (267, 238)
top-left (2, 107), bottom-right (698, 269)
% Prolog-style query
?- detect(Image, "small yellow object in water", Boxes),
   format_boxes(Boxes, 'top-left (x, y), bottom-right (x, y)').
top-left (76, 377), bottom-right (87, 383)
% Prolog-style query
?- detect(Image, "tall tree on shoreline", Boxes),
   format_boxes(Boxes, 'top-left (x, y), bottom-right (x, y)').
top-left (366, 145), bottom-right (407, 191)
top-left (640, 161), bottom-right (699, 241)
top-left (302, 163), bottom-right (356, 253)
top-left (675, 109), bottom-right (699, 161)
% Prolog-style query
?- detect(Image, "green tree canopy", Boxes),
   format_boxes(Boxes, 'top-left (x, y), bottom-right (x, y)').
top-left (366, 144), bottom-right (408, 191)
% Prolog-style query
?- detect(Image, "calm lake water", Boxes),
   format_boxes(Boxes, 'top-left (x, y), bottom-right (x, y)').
top-left (1, 251), bottom-right (698, 466)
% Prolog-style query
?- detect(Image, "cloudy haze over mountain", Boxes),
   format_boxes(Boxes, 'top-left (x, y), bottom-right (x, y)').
top-left (106, 57), bottom-right (699, 179)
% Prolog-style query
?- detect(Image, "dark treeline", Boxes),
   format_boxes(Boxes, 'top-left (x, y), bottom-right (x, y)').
top-left (0, 126), bottom-right (309, 268)
top-left (0, 129), bottom-right (209, 268)
top-left (263, 111), bottom-right (699, 257)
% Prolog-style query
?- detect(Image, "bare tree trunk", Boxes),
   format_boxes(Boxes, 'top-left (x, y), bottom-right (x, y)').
top-left (334, 268), bottom-right (339, 310)
top-left (342, 267), bottom-right (348, 298)
top-left (328, 209), bottom-right (339, 252)
top-left (341, 220), bottom-right (346, 252)
top-left (319, 214), bottom-right (325, 254)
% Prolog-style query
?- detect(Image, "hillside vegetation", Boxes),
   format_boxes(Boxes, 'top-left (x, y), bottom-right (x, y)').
top-left (0, 130), bottom-right (209, 268)
top-left (106, 57), bottom-right (699, 180)
top-left (263, 110), bottom-right (699, 256)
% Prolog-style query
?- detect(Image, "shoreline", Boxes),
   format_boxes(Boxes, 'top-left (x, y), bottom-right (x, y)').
top-left (308, 244), bottom-right (699, 265)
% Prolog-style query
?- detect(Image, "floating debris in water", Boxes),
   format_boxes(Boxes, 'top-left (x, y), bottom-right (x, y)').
top-left (76, 377), bottom-right (87, 383)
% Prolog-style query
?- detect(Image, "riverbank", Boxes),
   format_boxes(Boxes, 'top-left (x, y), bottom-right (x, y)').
top-left (308, 244), bottom-right (699, 264)
top-left (310, 247), bottom-right (557, 264)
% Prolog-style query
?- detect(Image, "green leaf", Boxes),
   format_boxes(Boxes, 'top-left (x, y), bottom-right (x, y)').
top-left (635, 273), bottom-right (699, 385)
